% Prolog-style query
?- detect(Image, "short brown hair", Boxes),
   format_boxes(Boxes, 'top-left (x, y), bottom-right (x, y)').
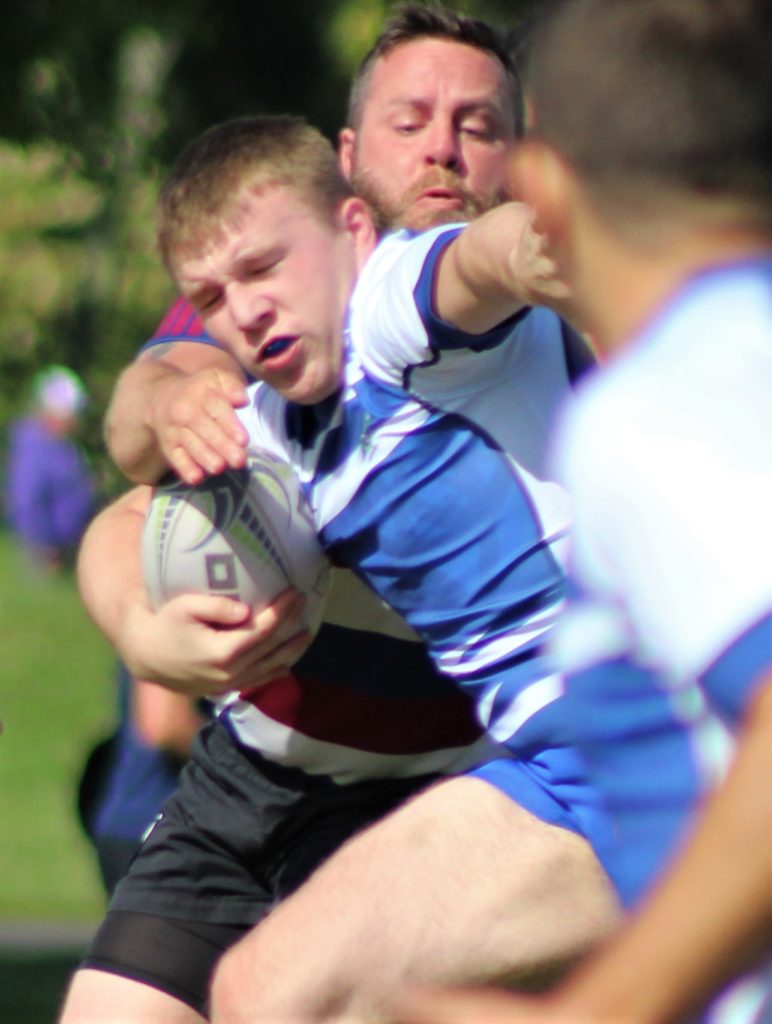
top-left (157, 115), bottom-right (352, 272)
top-left (526, 0), bottom-right (772, 216)
top-left (347, 2), bottom-right (524, 137)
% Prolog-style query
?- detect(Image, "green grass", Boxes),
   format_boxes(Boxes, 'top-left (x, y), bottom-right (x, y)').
top-left (0, 528), bottom-right (115, 922)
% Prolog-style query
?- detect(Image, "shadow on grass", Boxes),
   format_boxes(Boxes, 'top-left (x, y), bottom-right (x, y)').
top-left (0, 950), bottom-right (81, 1024)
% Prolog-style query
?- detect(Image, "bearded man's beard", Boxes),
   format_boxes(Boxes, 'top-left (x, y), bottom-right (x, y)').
top-left (350, 166), bottom-right (508, 233)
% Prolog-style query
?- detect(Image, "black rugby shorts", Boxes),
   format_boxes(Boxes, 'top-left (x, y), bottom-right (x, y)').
top-left (81, 718), bottom-right (438, 1013)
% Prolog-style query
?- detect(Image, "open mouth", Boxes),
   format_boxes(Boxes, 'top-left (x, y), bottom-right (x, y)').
top-left (260, 336), bottom-right (296, 361)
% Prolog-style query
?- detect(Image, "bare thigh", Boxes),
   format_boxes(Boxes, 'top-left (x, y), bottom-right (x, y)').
top-left (58, 969), bottom-right (205, 1024)
top-left (211, 776), bottom-right (621, 1022)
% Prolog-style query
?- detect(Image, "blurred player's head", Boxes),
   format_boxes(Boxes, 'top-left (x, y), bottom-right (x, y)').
top-left (523, 0), bottom-right (771, 223)
top-left (512, 0), bottom-right (772, 344)
top-left (339, 2), bottom-right (523, 232)
top-left (157, 116), bottom-right (376, 404)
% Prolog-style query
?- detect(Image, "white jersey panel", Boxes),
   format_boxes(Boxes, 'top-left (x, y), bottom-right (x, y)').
top-left (553, 264), bottom-right (772, 687)
top-left (350, 227), bottom-right (578, 480)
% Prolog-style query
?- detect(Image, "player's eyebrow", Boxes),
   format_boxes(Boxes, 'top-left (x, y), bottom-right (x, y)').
top-left (232, 242), bottom-right (282, 270)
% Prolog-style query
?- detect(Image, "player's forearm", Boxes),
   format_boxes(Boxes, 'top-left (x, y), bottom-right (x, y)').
top-left (550, 674), bottom-right (772, 1024)
top-left (435, 201), bottom-right (577, 335)
top-left (104, 359), bottom-right (184, 483)
top-left (76, 487), bottom-right (152, 654)
top-left (434, 203), bottom-right (532, 334)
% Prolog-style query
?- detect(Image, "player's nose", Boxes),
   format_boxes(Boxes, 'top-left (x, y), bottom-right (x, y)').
top-left (228, 283), bottom-right (273, 334)
top-left (423, 119), bottom-right (462, 171)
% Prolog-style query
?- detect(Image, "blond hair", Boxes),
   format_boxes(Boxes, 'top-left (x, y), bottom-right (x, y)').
top-left (157, 115), bottom-right (353, 272)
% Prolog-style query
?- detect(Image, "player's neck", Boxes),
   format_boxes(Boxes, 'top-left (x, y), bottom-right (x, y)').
top-left (580, 225), bottom-right (770, 360)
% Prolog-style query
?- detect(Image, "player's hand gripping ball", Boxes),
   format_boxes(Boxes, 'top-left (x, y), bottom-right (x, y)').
top-left (142, 447), bottom-right (330, 636)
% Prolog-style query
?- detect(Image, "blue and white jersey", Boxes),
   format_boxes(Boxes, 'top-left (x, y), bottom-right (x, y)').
top-left (545, 257), bottom-right (772, 910)
top-left (143, 229), bottom-right (591, 788)
top-left (351, 225), bottom-right (593, 480)
top-left (146, 283), bottom-right (505, 785)
top-left (233, 226), bottom-right (587, 767)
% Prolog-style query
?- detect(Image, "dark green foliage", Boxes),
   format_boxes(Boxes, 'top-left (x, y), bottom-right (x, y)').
top-left (0, 0), bottom-right (537, 481)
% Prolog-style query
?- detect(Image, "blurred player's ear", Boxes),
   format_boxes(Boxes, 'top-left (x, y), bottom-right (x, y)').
top-left (510, 140), bottom-right (572, 242)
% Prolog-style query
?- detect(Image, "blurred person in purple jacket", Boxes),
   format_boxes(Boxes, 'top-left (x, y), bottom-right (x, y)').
top-left (4, 365), bottom-right (97, 572)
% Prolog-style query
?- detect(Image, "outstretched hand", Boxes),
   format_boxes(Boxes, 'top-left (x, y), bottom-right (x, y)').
top-left (150, 366), bottom-right (250, 485)
top-left (507, 205), bottom-right (573, 319)
top-left (433, 200), bottom-right (578, 336)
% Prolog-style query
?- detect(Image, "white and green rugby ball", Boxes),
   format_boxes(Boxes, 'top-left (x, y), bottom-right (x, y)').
top-left (142, 447), bottom-right (330, 636)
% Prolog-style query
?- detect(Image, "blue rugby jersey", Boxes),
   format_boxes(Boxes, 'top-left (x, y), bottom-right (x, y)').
top-left (233, 226), bottom-right (585, 766)
top-left (545, 258), bottom-right (772, 910)
top-left (144, 289), bottom-right (512, 783)
top-left (143, 227), bottom-right (588, 785)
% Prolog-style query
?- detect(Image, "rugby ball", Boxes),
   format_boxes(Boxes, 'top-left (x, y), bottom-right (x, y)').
top-left (141, 447), bottom-right (330, 636)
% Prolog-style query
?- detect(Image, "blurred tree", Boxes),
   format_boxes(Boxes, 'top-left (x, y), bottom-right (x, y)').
top-left (0, 16), bottom-right (182, 481)
top-left (0, 0), bottom-right (539, 182)
top-left (0, 0), bottom-right (537, 480)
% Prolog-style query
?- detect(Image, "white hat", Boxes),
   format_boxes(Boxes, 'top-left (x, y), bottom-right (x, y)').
top-left (33, 365), bottom-right (88, 417)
